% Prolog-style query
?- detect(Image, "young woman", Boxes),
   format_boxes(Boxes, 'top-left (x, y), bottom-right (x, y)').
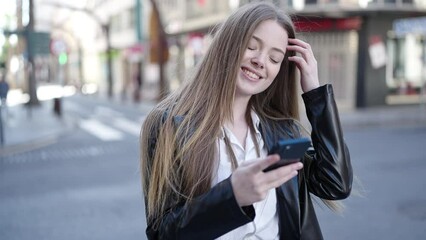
top-left (140, 2), bottom-right (352, 239)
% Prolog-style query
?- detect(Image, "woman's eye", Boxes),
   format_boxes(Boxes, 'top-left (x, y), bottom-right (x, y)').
top-left (270, 58), bottom-right (279, 64)
top-left (247, 46), bottom-right (256, 50)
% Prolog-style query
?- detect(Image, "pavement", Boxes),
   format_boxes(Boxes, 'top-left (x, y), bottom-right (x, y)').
top-left (336, 103), bottom-right (426, 131)
top-left (1, 94), bottom-right (426, 157)
top-left (0, 99), bottom-right (78, 157)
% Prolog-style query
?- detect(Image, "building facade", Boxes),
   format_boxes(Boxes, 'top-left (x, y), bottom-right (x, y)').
top-left (42, 0), bottom-right (426, 107)
top-left (88, 0), bottom-right (147, 101)
top-left (155, 0), bottom-right (426, 109)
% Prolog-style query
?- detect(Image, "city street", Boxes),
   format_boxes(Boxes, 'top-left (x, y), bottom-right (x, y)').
top-left (1, 94), bottom-right (426, 240)
top-left (0, 95), bottom-right (149, 240)
top-left (317, 124), bottom-right (426, 240)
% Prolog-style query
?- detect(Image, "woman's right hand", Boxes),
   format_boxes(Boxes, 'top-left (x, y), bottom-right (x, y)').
top-left (231, 154), bottom-right (303, 207)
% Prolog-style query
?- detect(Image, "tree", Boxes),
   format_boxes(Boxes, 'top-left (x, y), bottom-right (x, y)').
top-left (27, 0), bottom-right (39, 105)
top-left (149, 0), bottom-right (169, 101)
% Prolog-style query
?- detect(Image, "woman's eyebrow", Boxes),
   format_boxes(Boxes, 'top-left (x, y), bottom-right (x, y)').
top-left (252, 35), bottom-right (285, 56)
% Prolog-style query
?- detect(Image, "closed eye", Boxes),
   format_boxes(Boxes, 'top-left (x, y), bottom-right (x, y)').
top-left (270, 58), bottom-right (280, 64)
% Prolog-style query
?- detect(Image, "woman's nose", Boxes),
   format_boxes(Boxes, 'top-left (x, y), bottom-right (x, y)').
top-left (251, 55), bottom-right (265, 69)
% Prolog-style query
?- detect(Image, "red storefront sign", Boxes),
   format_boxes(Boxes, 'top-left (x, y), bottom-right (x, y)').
top-left (294, 17), bottom-right (361, 32)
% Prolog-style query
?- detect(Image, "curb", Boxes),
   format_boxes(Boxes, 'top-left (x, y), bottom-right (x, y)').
top-left (0, 117), bottom-right (78, 157)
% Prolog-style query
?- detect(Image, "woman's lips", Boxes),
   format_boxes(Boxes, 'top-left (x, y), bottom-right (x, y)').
top-left (241, 67), bottom-right (262, 81)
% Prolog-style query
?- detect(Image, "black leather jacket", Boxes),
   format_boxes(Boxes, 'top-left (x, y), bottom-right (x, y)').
top-left (144, 84), bottom-right (353, 239)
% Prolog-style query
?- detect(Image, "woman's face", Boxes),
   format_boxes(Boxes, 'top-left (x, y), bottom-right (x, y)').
top-left (236, 20), bottom-right (288, 98)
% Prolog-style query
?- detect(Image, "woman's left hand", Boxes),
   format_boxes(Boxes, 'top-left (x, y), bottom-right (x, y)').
top-left (287, 38), bottom-right (320, 93)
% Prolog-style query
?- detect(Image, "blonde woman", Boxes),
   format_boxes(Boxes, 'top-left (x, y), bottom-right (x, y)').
top-left (140, 2), bottom-right (352, 239)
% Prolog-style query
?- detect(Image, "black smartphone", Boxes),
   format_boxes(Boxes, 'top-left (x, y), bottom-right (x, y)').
top-left (263, 138), bottom-right (311, 172)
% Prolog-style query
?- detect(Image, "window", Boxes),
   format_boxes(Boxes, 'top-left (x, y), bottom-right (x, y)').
top-left (387, 34), bottom-right (424, 95)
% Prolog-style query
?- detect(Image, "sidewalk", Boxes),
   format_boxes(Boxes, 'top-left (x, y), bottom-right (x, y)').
top-left (338, 104), bottom-right (426, 129)
top-left (1, 96), bottom-right (425, 157)
top-left (0, 99), bottom-right (77, 157)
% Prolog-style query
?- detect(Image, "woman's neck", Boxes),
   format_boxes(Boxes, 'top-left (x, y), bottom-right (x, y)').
top-left (231, 95), bottom-right (250, 125)
top-left (224, 95), bottom-right (251, 148)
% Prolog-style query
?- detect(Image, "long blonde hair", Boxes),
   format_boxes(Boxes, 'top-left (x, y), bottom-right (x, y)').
top-left (140, 1), bottom-right (337, 228)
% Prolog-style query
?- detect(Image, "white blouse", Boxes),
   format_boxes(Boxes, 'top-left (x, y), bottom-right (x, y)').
top-left (213, 111), bottom-right (279, 240)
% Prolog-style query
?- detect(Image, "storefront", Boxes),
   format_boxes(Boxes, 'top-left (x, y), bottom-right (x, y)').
top-left (295, 17), bottom-right (361, 110)
top-left (386, 17), bottom-right (426, 105)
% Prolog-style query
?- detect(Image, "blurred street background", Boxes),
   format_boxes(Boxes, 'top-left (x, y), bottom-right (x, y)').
top-left (1, 0), bottom-right (426, 239)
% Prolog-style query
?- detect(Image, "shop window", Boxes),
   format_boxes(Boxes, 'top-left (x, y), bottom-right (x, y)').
top-left (386, 34), bottom-right (425, 104)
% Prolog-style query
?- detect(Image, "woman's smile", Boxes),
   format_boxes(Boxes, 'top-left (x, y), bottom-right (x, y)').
top-left (241, 67), bottom-right (263, 81)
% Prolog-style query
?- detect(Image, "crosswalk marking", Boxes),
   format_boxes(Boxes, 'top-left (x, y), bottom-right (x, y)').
top-left (94, 106), bottom-right (124, 117)
top-left (113, 117), bottom-right (141, 136)
top-left (80, 119), bottom-right (124, 141)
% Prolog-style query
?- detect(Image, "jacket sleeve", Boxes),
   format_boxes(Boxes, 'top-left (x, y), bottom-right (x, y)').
top-left (145, 177), bottom-right (255, 240)
top-left (144, 117), bottom-right (255, 239)
top-left (301, 84), bottom-right (353, 200)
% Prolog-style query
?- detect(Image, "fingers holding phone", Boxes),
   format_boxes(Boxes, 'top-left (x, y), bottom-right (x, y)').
top-left (263, 160), bottom-right (303, 189)
top-left (231, 155), bottom-right (303, 207)
top-left (263, 138), bottom-right (310, 172)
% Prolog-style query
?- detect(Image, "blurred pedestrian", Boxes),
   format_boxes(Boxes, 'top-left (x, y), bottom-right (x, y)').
top-left (0, 76), bottom-right (9, 120)
top-left (0, 75), bottom-right (9, 145)
top-left (0, 76), bottom-right (9, 107)
top-left (140, 2), bottom-right (352, 239)
top-left (133, 63), bottom-right (143, 102)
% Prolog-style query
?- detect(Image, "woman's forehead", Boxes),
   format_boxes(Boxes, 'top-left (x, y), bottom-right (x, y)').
top-left (251, 20), bottom-right (289, 51)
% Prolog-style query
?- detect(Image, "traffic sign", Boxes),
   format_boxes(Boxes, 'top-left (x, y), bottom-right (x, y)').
top-left (28, 31), bottom-right (51, 56)
top-left (50, 39), bottom-right (67, 55)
